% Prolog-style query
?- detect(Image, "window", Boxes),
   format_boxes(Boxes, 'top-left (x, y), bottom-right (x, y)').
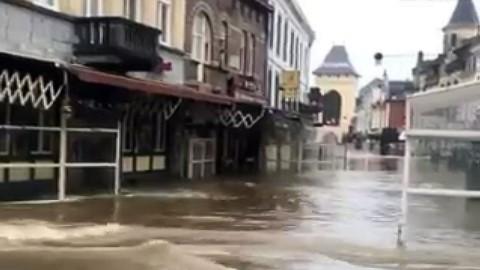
top-left (220, 21), bottom-right (229, 67)
top-left (192, 12), bottom-right (212, 81)
top-left (269, 13), bottom-right (274, 50)
top-left (276, 15), bottom-right (282, 56)
top-left (154, 112), bottom-right (166, 152)
top-left (275, 72), bottom-right (280, 108)
top-left (304, 47), bottom-right (309, 75)
top-left (34, 0), bottom-right (57, 10)
top-left (299, 43), bottom-right (304, 72)
top-left (267, 68), bottom-right (273, 105)
top-left (0, 104), bottom-right (10, 155)
top-left (295, 37), bottom-right (300, 69)
top-left (32, 111), bottom-right (53, 155)
top-left (124, 0), bottom-right (142, 21)
top-left (289, 31), bottom-right (294, 65)
top-left (248, 34), bottom-right (256, 75)
top-left (156, 0), bottom-right (171, 44)
top-left (451, 34), bottom-right (457, 48)
top-left (84, 0), bottom-right (103, 16)
top-left (240, 31), bottom-right (248, 73)
top-left (123, 112), bottom-right (135, 153)
top-left (283, 20), bottom-right (288, 61)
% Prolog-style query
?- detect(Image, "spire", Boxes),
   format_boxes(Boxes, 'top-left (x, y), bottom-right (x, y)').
top-left (313, 45), bottom-right (359, 77)
top-left (446, 0), bottom-right (479, 28)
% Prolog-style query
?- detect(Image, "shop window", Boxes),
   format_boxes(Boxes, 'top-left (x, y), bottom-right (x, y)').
top-left (154, 112), bottom-right (166, 152)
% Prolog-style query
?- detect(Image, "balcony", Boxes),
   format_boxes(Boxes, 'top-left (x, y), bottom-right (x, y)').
top-left (185, 59), bottom-right (228, 94)
top-left (74, 17), bottom-right (161, 71)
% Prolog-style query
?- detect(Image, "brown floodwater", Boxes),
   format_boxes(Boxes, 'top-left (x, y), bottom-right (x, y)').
top-left (0, 157), bottom-right (480, 269)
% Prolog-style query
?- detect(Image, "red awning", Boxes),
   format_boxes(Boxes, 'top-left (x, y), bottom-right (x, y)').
top-left (68, 65), bottom-right (235, 105)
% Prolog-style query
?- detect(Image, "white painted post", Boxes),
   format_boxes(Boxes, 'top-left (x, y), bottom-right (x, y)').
top-left (398, 98), bottom-right (412, 247)
top-left (58, 109), bottom-right (67, 201)
top-left (297, 140), bottom-right (303, 173)
top-left (114, 120), bottom-right (122, 196)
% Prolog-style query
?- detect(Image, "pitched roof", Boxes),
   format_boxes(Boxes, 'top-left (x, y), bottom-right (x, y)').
top-left (387, 80), bottom-right (414, 100)
top-left (446, 0), bottom-right (479, 28)
top-left (313, 45), bottom-right (359, 77)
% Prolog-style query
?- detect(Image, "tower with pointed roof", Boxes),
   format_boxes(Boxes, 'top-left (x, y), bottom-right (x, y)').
top-left (313, 45), bottom-right (359, 141)
top-left (443, 0), bottom-right (480, 52)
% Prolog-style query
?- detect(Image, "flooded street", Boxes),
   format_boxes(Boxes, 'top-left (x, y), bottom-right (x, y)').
top-left (1, 161), bottom-right (480, 269)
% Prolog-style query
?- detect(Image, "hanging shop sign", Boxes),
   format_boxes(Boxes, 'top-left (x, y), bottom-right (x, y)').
top-left (281, 71), bottom-right (300, 99)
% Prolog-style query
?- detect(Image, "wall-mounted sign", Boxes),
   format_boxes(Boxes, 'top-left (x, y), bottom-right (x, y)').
top-left (281, 71), bottom-right (300, 99)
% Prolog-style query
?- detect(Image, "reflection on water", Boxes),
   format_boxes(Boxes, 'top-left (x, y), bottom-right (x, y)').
top-left (1, 158), bottom-right (480, 269)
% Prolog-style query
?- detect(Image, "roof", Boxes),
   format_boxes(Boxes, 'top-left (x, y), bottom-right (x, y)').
top-left (313, 45), bottom-right (359, 77)
top-left (387, 80), bottom-right (414, 100)
top-left (445, 0), bottom-right (479, 28)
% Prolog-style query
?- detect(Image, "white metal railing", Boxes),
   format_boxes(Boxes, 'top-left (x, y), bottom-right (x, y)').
top-left (0, 115), bottom-right (121, 201)
top-left (398, 86), bottom-right (480, 246)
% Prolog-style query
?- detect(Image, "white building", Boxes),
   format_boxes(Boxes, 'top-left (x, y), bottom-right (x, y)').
top-left (266, 0), bottom-right (315, 109)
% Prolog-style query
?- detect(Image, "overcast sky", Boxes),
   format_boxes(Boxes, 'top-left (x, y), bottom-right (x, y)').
top-left (296, 0), bottom-right (472, 88)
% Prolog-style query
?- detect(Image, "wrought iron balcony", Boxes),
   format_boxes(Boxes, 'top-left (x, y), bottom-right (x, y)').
top-left (74, 17), bottom-right (161, 71)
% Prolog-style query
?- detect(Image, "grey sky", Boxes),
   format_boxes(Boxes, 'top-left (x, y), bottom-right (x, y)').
top-left (297, 0), bottom-right (470, 88)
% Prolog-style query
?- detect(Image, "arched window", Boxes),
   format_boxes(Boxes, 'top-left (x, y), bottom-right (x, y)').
top-left (220, 21), bottom-right (229, 67)
top-left (240, 31), bottom-right (247, 73)
top-left (323, 90), bottom-right (342, 126)
top-left (192, 12), bottom-right (212, 81)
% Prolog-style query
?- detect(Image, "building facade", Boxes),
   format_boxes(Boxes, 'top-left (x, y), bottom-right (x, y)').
top-left (266, 0), bottom-right (315, 109)
top-left (413, 0), bottom-right (480, 91)
top-left (412, 0), bottom-right (480, 132)
top-left (313, 45), bottom-right (359, 142)
top-left (0, 0), bottom-right (276, 201)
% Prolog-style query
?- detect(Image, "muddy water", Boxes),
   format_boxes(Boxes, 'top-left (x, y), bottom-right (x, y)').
top-left (1, 162), bottom-right (480, 269)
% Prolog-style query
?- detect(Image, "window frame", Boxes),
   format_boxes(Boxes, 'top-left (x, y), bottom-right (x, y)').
top-left (156, 0), bottom-right (171, 45)
top-left (248, 33), bottom-right (256, 76)
top-left (240, 30), bottom-right (248, 74)
top-left (283, 20), bottom-right (289, 62)
top-left (276, 15), bottom-right (282, 57)
top-left (221, 21), bottom-right (229, 68)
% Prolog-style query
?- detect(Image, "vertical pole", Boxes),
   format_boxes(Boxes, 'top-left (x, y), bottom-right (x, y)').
top-left (398, 98), bottom-right (412, 247)
top-left (343, 143), bottom-right (348, 171)
top-left (58, 108), bottom-right (67, 201)
top-left (297, 140), bottom-right (303, 173)
top-left (114, 120), bottom-right (122, 196)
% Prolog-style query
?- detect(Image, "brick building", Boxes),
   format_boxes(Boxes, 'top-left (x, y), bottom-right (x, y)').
top-left (184, 0), bottom-right (271, 104)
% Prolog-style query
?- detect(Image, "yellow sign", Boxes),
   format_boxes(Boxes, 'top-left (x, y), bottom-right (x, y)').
top-left (281, 71), bottom-right (300, 99)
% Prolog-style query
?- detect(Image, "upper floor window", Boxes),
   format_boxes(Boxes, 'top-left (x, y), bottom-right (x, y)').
top-left (295, 37), bottom-right (300, 69)
top-left (192, 12), bottom-right (212, 64)
top-left (289, 31), bottom-right (294, 65)
top-left (276, 15), bottom-right (282, 57)
top-left (156, 0), bottom-right (171, 44)
top-left (240, 31), bottom-right (248, 73)
top-left (451, 33), bottom-right (457, 48)
top-left (268, 13), bottom-right (274, 50)
top-left (84, 0), bottom-right (103, 16)
top-left (220, 21), bottom-right (229, 68)
top-left (248, 34), bottom-right (256, 75)
top-left (283, 20), bottom-right (288, 61)
top-left (33, 0), bottom-right (57, 10)
top-left (124, 0), bottom-right (142, 21)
